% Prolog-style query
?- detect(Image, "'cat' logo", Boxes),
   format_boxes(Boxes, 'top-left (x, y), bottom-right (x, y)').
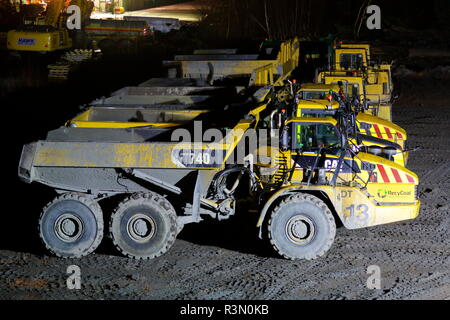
top-left (324, 160), bottom-right (338, 170)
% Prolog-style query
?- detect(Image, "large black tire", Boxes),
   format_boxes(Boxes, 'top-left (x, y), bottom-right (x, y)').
top-left (267, 193), bottom-right (336, 260)
top-left (109, 192), bottom-right (178, 260)
top-left (39, 193), bottom-right (104, 258)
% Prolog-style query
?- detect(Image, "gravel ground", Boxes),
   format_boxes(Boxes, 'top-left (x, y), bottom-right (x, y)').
top-left (0, 67), bottom-right (449, 301)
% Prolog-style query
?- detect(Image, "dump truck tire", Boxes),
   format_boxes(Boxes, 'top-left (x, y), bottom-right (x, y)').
top-left (110, 192), bottom-right (178, 260)
top-left (267, 193), bottom-right (336, 260)
top-left (39, 193), bottom-right (104, 258)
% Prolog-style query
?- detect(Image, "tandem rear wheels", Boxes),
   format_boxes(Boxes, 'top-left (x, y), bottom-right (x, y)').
top-left (109, 192), bottom-right (179, 260)
top-left (39, 191), bottom-right (179, 260)
top-left (266, 193), bottom-right (336, 260)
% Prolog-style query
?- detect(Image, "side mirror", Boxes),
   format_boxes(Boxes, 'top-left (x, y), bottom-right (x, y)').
top-left (280, 125), bottom-right (290, 151)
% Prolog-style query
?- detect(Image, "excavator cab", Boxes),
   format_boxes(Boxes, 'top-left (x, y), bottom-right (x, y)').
top-left (7, 0), bottom-right (74, 52)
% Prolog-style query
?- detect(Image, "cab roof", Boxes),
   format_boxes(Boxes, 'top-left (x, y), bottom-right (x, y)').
top-left (286, 116), bottom-right (337, 125)
top-left (336, 43), bottom-right (371, 51)
top-left (320, 72), bottom-right (365, 84)
top-left (297, 99), bottom-right (340, 110)
top-left (299, 83), bottom-right (341, 92)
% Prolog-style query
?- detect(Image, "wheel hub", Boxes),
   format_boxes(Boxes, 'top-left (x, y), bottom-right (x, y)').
top-left (127, 214), bottom-right (156, 243)
top-left (286, 215), bottom-right (315, 245)
top-left (54, 213), bottom-right (83, 242)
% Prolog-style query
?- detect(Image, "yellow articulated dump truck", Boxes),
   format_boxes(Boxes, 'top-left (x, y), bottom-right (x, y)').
top-left (18, 83), bottom-right (420, 260)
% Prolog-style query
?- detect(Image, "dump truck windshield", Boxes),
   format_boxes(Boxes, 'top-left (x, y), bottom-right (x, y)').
top-left (302, 91), bottom-right (327, 99)
top-left (300, 91), bottom-right (339, 100)
top-left (340, 53), bottom-right (364, 70)
top-left (294, 123), bottom-right (340, 150)
top-left (298, 112), bottom-right (327, 118)
top-left (331, 82), bottom-right (360, 99)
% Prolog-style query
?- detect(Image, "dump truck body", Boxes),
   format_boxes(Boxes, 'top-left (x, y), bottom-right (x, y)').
top-left (68, 106), bottom-right (208, 129)
top-left (164, 38), bottom-right (300, 86)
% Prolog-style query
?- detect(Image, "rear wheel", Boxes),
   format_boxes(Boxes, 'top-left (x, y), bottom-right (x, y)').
top-left (110, 192), bottom-right (178, 259)
top-left (39, 193), bottom-right (104, 258)
top-left (267, 193), bottom-right (336, 260)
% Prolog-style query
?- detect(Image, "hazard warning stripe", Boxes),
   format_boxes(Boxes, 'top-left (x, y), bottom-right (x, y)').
top-left (384, 127), bottom-right (393, 139)
top-left (406, 175), bottom-right (415, 183)
top-left (377, 164), bottom-right (390, 183)
top-left (397, 132), bottom-right (404, 139)
top-left (373, 124), bottom-right (383, 139)
top-left (391, 168), bottom-right (403, 183)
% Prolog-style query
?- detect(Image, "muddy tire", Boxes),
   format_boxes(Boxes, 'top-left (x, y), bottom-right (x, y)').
top-left (39, 193), bottom-right (104, 258)
top-left (267, 193), bottom-right (336, 260)
top-left (110, 192), bottom-right (178, 260)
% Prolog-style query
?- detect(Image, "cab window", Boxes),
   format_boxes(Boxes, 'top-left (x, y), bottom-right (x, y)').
top-left (299, 112), bottom-right (324, 118)
top-left (339, 53), bottom-right (364, 70)
top-left (334, 82), bottom-right (359, 99)
top-left (301, 91), bottom-right (326, 100)
top-left (293, 123), bottom-right (340, 150)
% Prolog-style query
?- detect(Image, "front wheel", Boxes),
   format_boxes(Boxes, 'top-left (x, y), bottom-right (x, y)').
top-left (267, 193), bottom-right (336, 260)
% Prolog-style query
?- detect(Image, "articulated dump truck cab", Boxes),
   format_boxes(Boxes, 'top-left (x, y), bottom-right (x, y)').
top-left (297, 84), bottom-right (407, 149)
top-left (317, 72), bottom-right (393, 121)
top-left (333, 43), bottom-right (394, 102)
top-left (293, 99), bottom-right (408, 167)
top-left (253, 116), bottom-right (419, 259)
